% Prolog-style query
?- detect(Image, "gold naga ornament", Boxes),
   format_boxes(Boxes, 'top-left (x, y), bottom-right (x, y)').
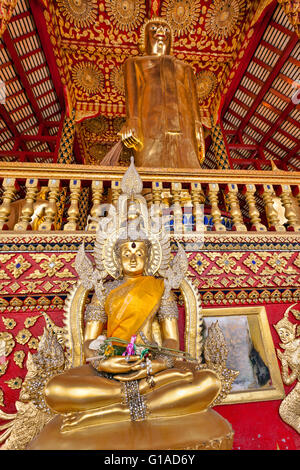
top-left (0, 161), bottom-right (238, 450)
top-left (274, 303), bottom-right (300, 434)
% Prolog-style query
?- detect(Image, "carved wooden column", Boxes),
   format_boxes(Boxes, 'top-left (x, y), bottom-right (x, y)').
top-left (14, 178), bottom-right (40, 231)
top-left (243, 184), bottom-right (267, 231)
top-left (225, 184), bottom-right (247, 231)
top-left (171, 182), bottom-right (183, 234)
top-left (191, 183), bottom-right (205, 232)
top-left (259, 184), bottom-right (286, 231)
top-left (276, 184), bottom-right (300, 231)
top-left (87, 180), bottom-right (103, 231)
top-left (207, 183), bottom-right (226, 231)
top-left (38, 179), bottom-right (61, 231)
top-left (64, 179), bottom-right (82, 231)
top-left (0, 177), bottom-right (18, 230)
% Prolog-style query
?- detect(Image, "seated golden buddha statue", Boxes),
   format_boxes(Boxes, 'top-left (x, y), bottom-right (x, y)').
top-left (20, 160), bottom-right (237, 450)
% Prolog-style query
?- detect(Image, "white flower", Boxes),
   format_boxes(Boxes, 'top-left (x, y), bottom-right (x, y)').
top-left (89, 335), bottom-right (107, 350)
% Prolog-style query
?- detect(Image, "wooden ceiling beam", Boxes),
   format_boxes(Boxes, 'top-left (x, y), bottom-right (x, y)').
top-left (236, 33), bottom-right (298, 135)
top-left (2, 29), bottom-right (45, 125)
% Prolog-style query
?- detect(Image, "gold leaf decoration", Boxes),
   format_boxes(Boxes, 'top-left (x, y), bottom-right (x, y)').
top-left (196, 70), bottom-right (218, 102)
top-left (82, 115), bottom-right (109, 134)
top-left (24, 316), bottom-right (40, 328)
top-left (72, 63), bottom-right (104, 94)
top-left (0, 332), bottom-right (15, 356)
top-left (2, 317), bottom-right (17, 330)
top-left (161, 0), bottom-right (201, 37)
top-left (0, 362), bottom-right (8, 377)
top-left (5, 377), bottom-right (23, 390)
top-left (105, 0), bottom-right (146, 32)
top-left (0, 387), bottom-right (4, 407)
top-left (205, 0), bottom-right (245, 39)
top-left (110, 67), bottom-right (125, 96)
top-left (15, 329), bottom-right (32, 345)
top-left (57, 0), bottom-right (98, 28)
top-left (6, 255), bottom-right (32, 279)
top-left (13, 350), bottom-right (25, 368)
top-left (28, 337), bottom-right (40, 350)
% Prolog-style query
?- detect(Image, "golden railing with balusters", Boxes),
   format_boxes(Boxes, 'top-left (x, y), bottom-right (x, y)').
top-left (0, 162), bottom-right (300, 233)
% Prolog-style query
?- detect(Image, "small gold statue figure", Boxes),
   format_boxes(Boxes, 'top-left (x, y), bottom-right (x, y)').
top-left (274, 304), bottom-right (300, 434)
top-left (119, 17), bottom-right (205, 169)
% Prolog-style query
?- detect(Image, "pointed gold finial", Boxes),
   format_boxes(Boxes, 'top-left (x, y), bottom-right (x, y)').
top-left (121, 156), bottom-right (143, 196)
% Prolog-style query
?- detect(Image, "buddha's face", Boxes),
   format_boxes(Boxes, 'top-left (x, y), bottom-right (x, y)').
top-left (120, 241), bottom-right (147, 277)
top-left (145, 21), bottom-right (171, 56)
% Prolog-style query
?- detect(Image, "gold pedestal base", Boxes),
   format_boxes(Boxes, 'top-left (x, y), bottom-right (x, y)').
top-left (27, 409), bottom-right (234, 450)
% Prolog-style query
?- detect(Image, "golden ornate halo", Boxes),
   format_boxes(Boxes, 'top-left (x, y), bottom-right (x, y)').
top-left (196, 70), bottom-right (218, 102)
top-left (161, 0), bottom-right (201, 37)
top-left (140, 16), bottom-right (174, 54)
top-left (101, 228), bottom-right (163, 279)
top-left (72, 63), bottom-right (104, 94)
top-left (105, 0), bottom-right (146, 32)
top-left (110, 67), bottom-right (125, 96)
top-left (205, 0), bottom-right (245, 40)
top-left (57, 0), bottom-right (98, 28)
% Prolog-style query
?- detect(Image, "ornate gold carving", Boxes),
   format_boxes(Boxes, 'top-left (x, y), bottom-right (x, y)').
top-left (2, 317), bottom-right (16, 330)
top-left (15, 329), bottom-right (32, 345)
top-left (57, 0), bottom-right (98, 28)
top-left (82, 115), bottom-right (109, 134)
top-left (13, 350), bottom-right (25, 368)
top-left (5, 377), bottom-right (23, 390)
top-left (205, 0), bottom-right (246, 39)
top-left (72, 63), bottom-right (104, 94)
top-left (110, 67), bottom-right (125, 96)
top-left (274, 304), bottom-right (300, 433)
top-left (105, 0), bottom-right (146, 32)
top-left (0, 331), bottom-right (15, 356)
top-left (196, 70), bottom-right (218, 103)
top-left (161, 0), bottom-right (201, 37)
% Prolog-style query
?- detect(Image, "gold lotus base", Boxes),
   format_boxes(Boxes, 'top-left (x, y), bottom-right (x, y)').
top-left (27, 409), bottom-right (233, 450)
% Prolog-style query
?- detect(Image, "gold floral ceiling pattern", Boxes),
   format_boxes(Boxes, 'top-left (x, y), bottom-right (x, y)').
top-left (41, 0), bottom-right (274, 162)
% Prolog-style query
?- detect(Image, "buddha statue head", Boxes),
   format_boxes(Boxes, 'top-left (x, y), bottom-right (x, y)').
top-left (141, 17), bottom-right (173, 56)
top-left (114, 237), bottom-right (152, 278)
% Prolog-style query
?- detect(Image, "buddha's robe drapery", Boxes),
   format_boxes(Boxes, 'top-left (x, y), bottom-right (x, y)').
top-left (123, 55), bottom-right (202, 169)
top-left (105, 276), bottom-right (165, 344)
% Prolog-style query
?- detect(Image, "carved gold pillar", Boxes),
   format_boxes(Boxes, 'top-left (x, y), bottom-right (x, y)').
top-left (259, 184), bottom-right (286, 232)
top-left (151, 181), bottom-right (163, 223)
top-left (161, 187), bottom-right (171, 233)
top-left (171, 182), bottom-right (183, 234)
top-left (207, 183), bottom-right (226, 231)
top-left (13, 178), bottom-right (39, 231)
top-left (276, 184), bottom-right (300, 231)
top-left (64, 179), bottom-right (82, 231)
top-left (87, 181), bottom-right (103, 231)
top-left (0, 177), bottom-right (18, 230)
top-left (243, 184), bottom-right (267, 232)
top-left (38, 179), bottom-right (61, 231)
top-left (191, 183), bottom-right (205, 232)
top-left (225, 184), bottom-right (247, 231)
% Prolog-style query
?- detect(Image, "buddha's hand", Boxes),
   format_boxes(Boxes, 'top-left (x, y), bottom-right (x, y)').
top-left (114, 357), bottom-right (167, 382)
top-left (95, 355), bottom-right (144, 374)
top-left (118, 119), bottom-right (143, 151)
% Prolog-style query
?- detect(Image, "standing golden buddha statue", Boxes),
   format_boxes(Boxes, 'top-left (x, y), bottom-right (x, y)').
top-left (119, 18), bottom-right (205, 168)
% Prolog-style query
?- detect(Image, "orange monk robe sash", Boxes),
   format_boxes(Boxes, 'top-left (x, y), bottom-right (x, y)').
top-left (105, 276), bottom-right (165, 344)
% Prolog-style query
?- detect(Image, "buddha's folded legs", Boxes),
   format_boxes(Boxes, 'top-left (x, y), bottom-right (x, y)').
top-left (58, 368), bottom-right (221, 433)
